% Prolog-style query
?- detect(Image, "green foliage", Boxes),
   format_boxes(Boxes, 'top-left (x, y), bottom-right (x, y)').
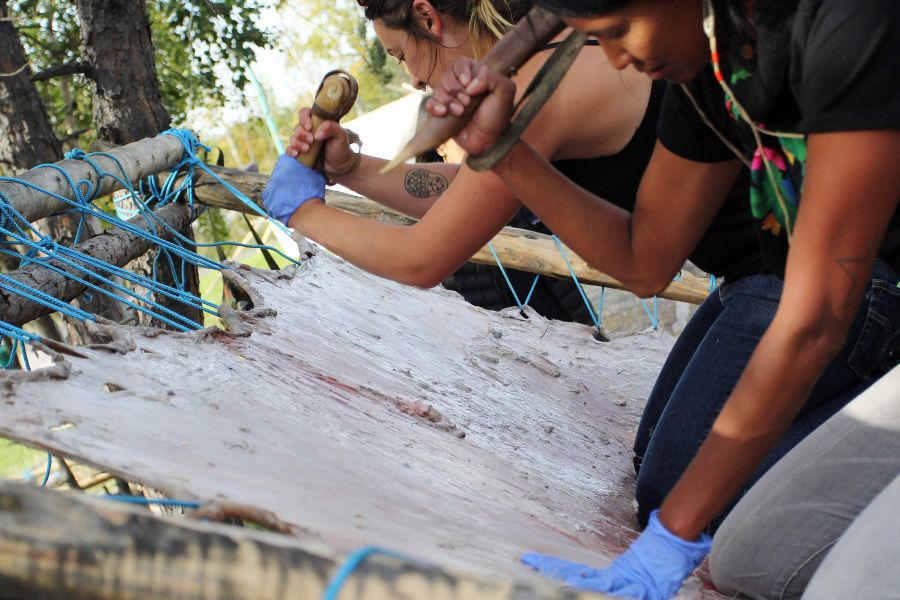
top-left (278, 0), bottom-right (407, 113)
top-left (9, 0), bottom-right (276, 143)
top-left (150, 0), bottom-right (275, 120)
top-left (12, 1), bottom-right (93, 146)
top-left (0, 438), bottom-right (45, 479)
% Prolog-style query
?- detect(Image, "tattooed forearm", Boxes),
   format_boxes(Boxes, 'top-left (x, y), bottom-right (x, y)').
top-left (835, 239), bottom-right (879, 308)
top-left (405, 168), bottom-right (448, 198)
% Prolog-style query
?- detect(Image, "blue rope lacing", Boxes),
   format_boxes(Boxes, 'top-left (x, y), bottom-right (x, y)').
top-left (0, 128), bottom-right (299, 338)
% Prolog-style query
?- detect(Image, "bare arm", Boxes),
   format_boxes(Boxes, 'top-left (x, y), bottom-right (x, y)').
top-left (287, 113), bottom-right (460, 218)
top-left (492, 140), bottom-right (742, 296)
top-left (659, 130), bottom-right (900, 539)
top-left (290, 164), bottom-right (521, 287)
top-left (434, 58), bottom-right (741, 296)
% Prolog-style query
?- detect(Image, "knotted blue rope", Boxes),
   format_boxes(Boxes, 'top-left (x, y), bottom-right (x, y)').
top-left (0, 128), bottom-right (301, 335)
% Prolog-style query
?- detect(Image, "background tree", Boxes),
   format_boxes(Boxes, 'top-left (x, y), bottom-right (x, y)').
top-left (278, 0), bottom-right (407, 114)
top-left (0, 0), bottom-right (122, 341)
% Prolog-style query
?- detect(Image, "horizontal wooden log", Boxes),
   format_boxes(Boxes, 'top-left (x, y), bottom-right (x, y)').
top-left (0, 203), bottom-right (194, 327)
top-left (0, 134), bottom-right (185, 225)
top-left (191, 166), bottom-right (711, 305)
top-left (0, 481), bottom-right (595, 600)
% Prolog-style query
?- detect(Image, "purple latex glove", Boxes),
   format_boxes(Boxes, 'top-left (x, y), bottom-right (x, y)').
top-left (262, 154), bottom-right (326, 226)
top-left (521, 510), bottom-right (711, 600)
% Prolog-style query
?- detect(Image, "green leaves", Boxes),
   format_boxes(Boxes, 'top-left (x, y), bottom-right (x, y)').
top-left (10, 0), bottom-right (275, 133)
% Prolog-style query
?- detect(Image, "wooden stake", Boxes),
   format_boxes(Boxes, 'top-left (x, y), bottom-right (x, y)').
top-left (381, 7), bottom-right (565, 173)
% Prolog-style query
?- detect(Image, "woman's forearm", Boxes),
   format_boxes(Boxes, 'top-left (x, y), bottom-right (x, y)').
top-left (658, 311), bottom-right (846, 539)
top-left (334, 155), bottom-right (460, 219)
top-left (493, 140), bottom-right (738, 296)
top-left (290, 164), bottom-right (523, 288)
top-left (659, 130), bottom-right (900, 541)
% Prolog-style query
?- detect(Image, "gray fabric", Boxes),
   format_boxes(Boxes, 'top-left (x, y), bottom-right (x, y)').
top-left (709, 365), bottom-right (900, 599)
top-left (802, 474), bottom-right (900, 600)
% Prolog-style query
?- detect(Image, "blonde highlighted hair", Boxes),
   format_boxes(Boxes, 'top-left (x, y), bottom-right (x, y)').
top-left (360, 0), bottom-right (528, 58)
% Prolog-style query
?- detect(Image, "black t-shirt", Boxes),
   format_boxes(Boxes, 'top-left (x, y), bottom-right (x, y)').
top-left (658, 0), bottom-right (900, 276)
top-left (555, 80), bottom-right (765, 283)
top-left (445, 78), bottom-right (767, 325)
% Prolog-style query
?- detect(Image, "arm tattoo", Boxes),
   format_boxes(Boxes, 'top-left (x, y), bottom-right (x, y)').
top-left (405, 168), bottom-right (448, 198)
top-left (835, 239), bottom-right (879, 308)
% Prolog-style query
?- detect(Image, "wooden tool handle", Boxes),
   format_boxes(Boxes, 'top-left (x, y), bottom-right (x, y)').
top-left (381, 7), bottom-right (565, 172)
top-left (296, 74), bottom-right (354, 169)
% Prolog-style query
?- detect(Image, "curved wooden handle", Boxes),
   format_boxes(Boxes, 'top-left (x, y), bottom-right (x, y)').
top-left (381, 7), bottom-right (565, 173)
top-left (297, 73), bottom-right (355, 169)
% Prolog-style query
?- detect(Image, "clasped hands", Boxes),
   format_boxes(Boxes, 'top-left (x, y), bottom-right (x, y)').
top-left (521, 510), bottom-right (711, 600)
top-left (425, 56), bottom-right (517, 158)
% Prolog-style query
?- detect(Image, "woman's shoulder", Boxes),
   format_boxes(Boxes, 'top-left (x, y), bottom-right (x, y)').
top-left (514, 41), bottom-right (653, 160)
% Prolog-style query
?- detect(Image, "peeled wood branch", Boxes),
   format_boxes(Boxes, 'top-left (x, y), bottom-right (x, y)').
top-left (0, 134), bottom-right (185, 225)
top-left (30, 61), bottom-right (92, 82)
top-left (189, 165), bottom-right (711, 305)
top-left (0, 480), bottom-right (594, 600)
top-left (0, 203), bottom-right (194, 328)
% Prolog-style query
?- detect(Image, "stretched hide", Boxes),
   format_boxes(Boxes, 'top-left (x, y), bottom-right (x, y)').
top-left (0, 252), bottom-right (720, 598)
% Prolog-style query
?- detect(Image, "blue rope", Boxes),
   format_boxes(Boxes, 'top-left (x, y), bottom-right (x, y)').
top-left (161, 129), bottom-right (295, 240)
top-left (550, 235), bottom-right (601, 329)
top-left (640, 296), bottom-right (659, 330)
top-left (40, 453), bottom-right (52, 487)
top-left (102, 495), bottom-right (201, 509)
top-left (0, 128), bottom-right (301, 332)
top-left (248, 69), bottom-right (286, 155)
top-left (487, 242), bottom-right (531, 314)
top-left (322, 546), bottom-right (412, 600)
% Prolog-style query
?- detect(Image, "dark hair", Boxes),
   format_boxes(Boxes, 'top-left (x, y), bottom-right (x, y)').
top-left (528, 0), bottom-right (629, 18)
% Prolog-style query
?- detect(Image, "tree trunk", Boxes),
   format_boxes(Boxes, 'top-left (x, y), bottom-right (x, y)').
top-left (0, 0), bottom-right (61, 173)
top-left (75, 0), bottom-right (202, 328)
top-left (0, 0), bottom-right (120, 341)
top-left (74, 0), bottom-right (170, 143)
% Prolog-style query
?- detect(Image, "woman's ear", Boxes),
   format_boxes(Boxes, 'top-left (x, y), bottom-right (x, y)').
top-left (412, 0), bottom-right (443, 39)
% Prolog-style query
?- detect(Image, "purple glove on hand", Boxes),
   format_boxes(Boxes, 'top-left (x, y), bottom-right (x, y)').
top-left (521, 510), bottom-right (711, 600)
top-left (262, 154), bottom-right (326, 226)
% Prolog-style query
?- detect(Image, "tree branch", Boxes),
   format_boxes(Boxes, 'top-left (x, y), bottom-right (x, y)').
top-left (0, 62), bottom-right (28, 77)
top-left (58, 128), bottom-right (91, 145)
top-left (30, 61), bottom-right (92, 82)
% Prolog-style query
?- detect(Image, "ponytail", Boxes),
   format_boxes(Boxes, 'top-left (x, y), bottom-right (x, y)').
top-left (469, 0), bottom-right (513, 55)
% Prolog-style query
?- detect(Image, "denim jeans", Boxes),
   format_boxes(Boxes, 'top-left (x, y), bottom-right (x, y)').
top-left (710, 366), bottom-right (900, 599)
top-left (632, 260), bottom-right (900, 531)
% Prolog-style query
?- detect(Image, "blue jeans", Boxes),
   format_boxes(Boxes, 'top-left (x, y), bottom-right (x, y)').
top-left (632, 261), bottom-right (900, 532)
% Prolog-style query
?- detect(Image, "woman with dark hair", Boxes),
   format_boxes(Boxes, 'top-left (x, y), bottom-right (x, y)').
top-left (427, 0), bottom-right (900, 598)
